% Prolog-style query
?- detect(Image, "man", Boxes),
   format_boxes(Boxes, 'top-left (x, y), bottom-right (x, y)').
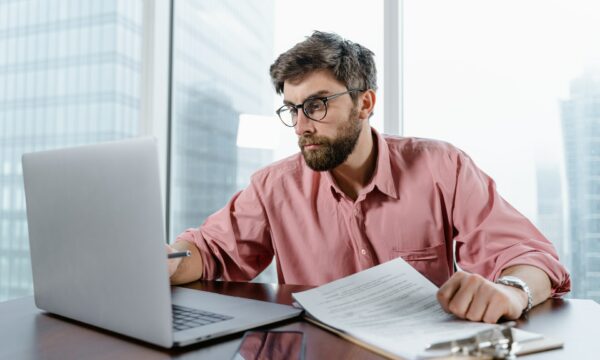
top-left (167, 31), bottom-right (570, 324)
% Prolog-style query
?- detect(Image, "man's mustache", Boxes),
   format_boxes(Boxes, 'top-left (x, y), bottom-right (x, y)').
top-left (298, 136), bottom-right (328, 147)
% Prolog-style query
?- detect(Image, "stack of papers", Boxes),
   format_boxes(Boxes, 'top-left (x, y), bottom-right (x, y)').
top-left (292, 257), bottom-right (553, 359)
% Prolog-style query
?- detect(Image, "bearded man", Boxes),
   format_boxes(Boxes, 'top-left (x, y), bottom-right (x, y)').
top-left (167, 31), bottom-right (570, 324)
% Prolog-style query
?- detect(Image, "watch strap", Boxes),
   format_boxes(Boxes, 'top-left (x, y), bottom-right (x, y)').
top-left (496, 275), bottom-right (533, 314)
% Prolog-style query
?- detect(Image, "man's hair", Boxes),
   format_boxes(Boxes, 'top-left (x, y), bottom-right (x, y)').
top-left (269, 31), bottom-right (377, 102)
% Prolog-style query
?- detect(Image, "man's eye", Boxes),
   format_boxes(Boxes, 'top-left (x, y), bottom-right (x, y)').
top-left (305, 100), bottom-right (323, 114)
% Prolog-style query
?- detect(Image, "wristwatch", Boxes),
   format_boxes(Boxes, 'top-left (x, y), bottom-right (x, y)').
top-left (495, 276), bottom-right (533, 314)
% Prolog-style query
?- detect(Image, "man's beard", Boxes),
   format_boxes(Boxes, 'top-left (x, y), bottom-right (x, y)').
top-left (298, 109), bottom-right (362, 171)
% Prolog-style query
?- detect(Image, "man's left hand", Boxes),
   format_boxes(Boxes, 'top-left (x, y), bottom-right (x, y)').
top-left (436, 271), bottom-right (528, 323)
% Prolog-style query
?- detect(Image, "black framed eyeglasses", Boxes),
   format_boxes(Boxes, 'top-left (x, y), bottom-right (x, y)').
top-left (275, 89), bottom-right (364, 127)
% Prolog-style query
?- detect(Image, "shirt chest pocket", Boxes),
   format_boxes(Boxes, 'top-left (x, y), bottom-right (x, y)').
top-left (390, 243), bottom-right (450, 287)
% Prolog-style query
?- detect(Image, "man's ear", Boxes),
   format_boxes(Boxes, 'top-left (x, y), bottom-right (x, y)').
top-left (358, 89), bottom-right (376, 120)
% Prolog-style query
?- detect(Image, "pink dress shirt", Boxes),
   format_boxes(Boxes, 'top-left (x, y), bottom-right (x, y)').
top-left (177, 128), bottom-right (571, 296)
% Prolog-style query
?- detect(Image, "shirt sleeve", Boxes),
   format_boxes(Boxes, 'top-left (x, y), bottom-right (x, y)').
top-left (175, 178), bottom-right (274, 281)
top-left (451, 151), bottom-right (571, 297)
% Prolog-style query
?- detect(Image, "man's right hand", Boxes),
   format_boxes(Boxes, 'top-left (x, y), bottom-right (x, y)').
top-left (165, 241), bottom-right (204, 285)
top-left (165, 244), bottom-right (183, 278)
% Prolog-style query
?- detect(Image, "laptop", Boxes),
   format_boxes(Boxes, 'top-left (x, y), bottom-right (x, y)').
top-left (22, 137), bottom-right (302, 348)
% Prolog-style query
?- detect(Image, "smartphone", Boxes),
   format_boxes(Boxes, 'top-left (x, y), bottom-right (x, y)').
top-left (231, 330), bottom-right (305, 360)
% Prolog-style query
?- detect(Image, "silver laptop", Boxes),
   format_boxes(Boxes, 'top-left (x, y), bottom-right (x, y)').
top-left (22, 137), bottom-right (301, 348)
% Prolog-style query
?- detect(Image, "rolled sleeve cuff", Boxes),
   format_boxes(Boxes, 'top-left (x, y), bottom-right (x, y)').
top-left (176, 228), bottom-right (221, 280)
top-left (492, 250), bottom-right (571, 298)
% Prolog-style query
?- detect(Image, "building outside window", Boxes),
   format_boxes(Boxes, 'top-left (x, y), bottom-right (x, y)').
top-left (403, 0), bottom-right (600, 302)
top-left (0, 0), bottom-right (143, 302)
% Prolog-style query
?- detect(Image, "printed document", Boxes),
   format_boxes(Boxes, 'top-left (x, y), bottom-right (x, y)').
top-left (292, 257), bottom-right (497, 359)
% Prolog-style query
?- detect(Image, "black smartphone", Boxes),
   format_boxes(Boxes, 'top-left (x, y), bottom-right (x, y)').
top-left (231, 330), bottom-right (305, 360)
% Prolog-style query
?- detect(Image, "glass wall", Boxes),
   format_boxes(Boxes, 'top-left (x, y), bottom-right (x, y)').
top-left (168, 0), bottom-right (276, 245)
top-left (0, 0), bottom-right (384, 301)
top-left (4, 0), bottom-right (596, 304)
top-left (0, 0), bottom-right (143, 302)
top-left (404, 0), bottom-right (600, 302)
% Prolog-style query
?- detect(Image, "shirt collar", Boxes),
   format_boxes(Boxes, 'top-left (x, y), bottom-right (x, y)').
top-left (324, 127), bottom-right (399, 200)
top-left (369, 127), bottom-right (398, 199)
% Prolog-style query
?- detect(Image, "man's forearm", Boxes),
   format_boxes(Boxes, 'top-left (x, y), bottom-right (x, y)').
top-left (169, 241), bottom-right (204, 285)
top-left (500, 264), bottom-right (552, 307)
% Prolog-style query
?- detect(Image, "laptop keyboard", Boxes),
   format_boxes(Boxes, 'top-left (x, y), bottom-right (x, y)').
top-left (172, 304), bottom-right (233, 332)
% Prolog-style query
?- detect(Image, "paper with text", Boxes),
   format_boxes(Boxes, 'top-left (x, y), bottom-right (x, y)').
top-left (292, 257), bottom-right (496, 359)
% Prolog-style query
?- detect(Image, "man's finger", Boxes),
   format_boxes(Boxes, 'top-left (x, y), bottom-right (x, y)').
top-left (464, 282), bottom-right (492, 321)
top-left (446, 274), bottom-right (482, 318)
top-left (437, 272), bottom-right (465, 312)
top-left (482, 297), bottom-right (507, 324)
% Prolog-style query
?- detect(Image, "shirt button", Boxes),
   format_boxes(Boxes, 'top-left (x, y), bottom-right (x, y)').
top-left (354, 209), bottom-right (359, 216)
top-left (361, 249), bottom-right (367, 255)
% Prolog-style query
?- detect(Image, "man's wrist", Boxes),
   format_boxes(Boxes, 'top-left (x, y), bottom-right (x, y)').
top-left (496, 275), bottom-right (533, 314)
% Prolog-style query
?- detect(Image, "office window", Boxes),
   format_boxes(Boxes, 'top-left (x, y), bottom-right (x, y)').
top-left (404, 0), bottom-right (600, 302)
top-left (0, 0), bottom-right (143, 302)
top-left (168, 0), bottom-right (384, 283)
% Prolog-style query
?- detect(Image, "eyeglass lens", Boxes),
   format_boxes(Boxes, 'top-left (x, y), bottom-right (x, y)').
top-left (278, 98), bottom-right (327, 126)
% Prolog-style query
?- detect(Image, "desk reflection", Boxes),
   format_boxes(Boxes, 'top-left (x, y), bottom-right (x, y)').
top-left (234, 331), bottom-right (304, 360)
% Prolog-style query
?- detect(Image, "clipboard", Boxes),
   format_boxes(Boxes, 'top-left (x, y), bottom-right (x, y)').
top-left (513, 330), bottom-right (563, 356)
top-left (304, 314), bottom-right (563, 359)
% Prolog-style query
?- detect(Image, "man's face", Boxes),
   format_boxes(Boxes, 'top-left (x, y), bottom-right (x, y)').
top-left (282, 70), bottom-right (362, 171)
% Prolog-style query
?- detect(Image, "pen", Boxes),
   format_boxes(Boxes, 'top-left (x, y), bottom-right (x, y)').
top-left (167, 250), bottom-right (191, 259)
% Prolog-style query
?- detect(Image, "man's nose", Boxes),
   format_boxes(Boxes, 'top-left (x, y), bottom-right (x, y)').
top-left (294, 111), bottom-right (315, 136)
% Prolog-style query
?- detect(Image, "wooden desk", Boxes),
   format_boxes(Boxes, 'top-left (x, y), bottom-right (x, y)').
top-left (0, 281), bottom-right (598, 359)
